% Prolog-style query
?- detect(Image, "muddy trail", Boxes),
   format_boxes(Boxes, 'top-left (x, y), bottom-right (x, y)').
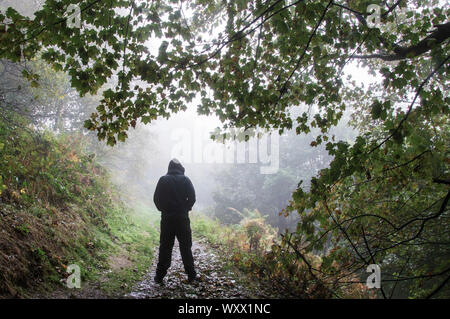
top-left (35, 238), bottom-right (278, 299)
top-left (126, 239), bottom-right (275, 299)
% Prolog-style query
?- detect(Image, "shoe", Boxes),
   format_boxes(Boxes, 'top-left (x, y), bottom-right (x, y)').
top-left (187, 275), bottom-right (200, 284)
top-left (154, 275), bottom-right (164, 285)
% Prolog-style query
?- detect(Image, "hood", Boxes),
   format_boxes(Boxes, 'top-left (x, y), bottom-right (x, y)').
top-left (167, 158), bottom-right (185, 175)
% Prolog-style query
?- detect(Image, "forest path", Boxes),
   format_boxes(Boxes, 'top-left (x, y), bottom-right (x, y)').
top-left (126, 239), bottom-right (270, 299)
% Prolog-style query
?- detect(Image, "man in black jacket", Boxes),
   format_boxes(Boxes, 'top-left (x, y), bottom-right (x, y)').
top-left (153, 159), bottom-right (197, 284)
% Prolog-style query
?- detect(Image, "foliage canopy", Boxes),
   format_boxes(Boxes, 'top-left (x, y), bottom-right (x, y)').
top-left (1, 0), bottom-right (449, 298)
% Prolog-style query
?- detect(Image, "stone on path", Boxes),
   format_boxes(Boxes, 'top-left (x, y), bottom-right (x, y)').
top-left (126, 239), bottom-right (253, 299)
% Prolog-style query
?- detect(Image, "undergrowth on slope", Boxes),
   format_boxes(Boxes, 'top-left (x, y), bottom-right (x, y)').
top-left (190, 210), bottom-right (372, 299)
top-left (0, 114), bottom-right (158, 297)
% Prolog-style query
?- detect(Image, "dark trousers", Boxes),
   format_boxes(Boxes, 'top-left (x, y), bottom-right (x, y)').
top-left (156, 214), bottom-right (196, 278)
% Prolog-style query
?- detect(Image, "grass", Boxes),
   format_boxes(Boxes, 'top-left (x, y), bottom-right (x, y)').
top-left (189, 212), bottom-right (282, 298)
top-left (0, 116), bottom-right (161, 297)
top-left (190, 212), bottom-right (249, 272)
top-left (190, 211), bottom-right (236, 244)
top-left (97, 203), bottom-right (160, 295)
top-left (18, 201), bottom-right (162, 298)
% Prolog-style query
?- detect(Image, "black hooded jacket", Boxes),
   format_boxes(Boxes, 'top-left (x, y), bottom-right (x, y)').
top-left (153, 159), bottom-right (196, 217)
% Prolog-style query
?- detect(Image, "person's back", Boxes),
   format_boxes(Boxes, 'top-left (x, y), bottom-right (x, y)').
top-left (153, 159), bottom-right (197, 284)
top-left (153, 159), bottom-right (195, 217)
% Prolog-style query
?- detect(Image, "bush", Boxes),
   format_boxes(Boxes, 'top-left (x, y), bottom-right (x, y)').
top-left (0, 114), bottom-right (159, 297)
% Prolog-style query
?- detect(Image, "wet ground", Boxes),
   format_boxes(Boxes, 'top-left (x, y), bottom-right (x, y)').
top-left (36, 238), bottom-right (277, 299)
top-left (127, 239), bottom-right (256, 299)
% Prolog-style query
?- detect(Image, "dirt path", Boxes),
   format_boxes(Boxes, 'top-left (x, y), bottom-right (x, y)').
top-left (127, 239), bottom-right (263, 299)
top-left (34, 238), bottom-right (276, 299)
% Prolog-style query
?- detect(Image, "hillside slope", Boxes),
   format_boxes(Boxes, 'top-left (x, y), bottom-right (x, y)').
top-left (0, 115), bottom-right (158, 298)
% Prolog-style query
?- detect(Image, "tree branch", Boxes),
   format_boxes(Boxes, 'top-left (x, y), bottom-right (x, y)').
top-left (276, 0), bottom-right (333, 103)
top-left (426, 274), bottom-right (450, 299)
top-left (369, 54), bottom-right (450, 154)
top-left (433, 178), bottom-right (450, 185)
top-left (353, 22), bottom-right (450, 61)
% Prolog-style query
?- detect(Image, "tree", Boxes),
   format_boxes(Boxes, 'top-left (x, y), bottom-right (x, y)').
top-left (0, 57), bottom-right (98, 132)
top-left (211, 127), bottom-right (343, 230)
top-left (88, 122), bottom-right (159, 204)
top-left (1, 0), bottom-right (448, 298)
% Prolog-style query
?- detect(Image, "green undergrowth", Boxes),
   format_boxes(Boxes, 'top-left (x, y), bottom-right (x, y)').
top-left (190, 211), bottom-right (370, 298)
top-left (190, 211), bottom-right (280, 297)
top-left (98, 202), bottom-right (159, 295)
top-left (190, 211), bottom-right (232, 245)
top-left (191, 209), bottom-right (276, 260)
top-left (190, 211), bottom-right (271, 273)
top-left (0, 114), bottom-right (159, 298)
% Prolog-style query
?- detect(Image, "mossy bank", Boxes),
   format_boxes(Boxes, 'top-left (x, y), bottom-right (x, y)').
top-left (0, 115), bottom-right (159, 298)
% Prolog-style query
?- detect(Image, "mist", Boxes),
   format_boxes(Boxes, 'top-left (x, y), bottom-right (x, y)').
top-left (2, 0), bottom-right (444, 301)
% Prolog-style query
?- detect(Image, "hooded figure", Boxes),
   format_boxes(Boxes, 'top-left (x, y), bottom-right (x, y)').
top-left (153, 159), bottom-right (197, 283)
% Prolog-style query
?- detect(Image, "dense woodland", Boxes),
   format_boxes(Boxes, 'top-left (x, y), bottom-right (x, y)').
top-left (0, 0), bottom-right (449, 299)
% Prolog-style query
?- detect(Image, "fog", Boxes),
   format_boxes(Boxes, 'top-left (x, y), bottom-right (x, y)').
top-left (0, 0), bottom-right (368, 232)
top-left (2, 0), bottom-right (448, 301)
top-left (89, 92), bottom-right (359, 232)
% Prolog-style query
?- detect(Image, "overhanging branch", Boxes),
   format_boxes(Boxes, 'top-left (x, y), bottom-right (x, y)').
top-left (353, 22), bottom-right (450, 61)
